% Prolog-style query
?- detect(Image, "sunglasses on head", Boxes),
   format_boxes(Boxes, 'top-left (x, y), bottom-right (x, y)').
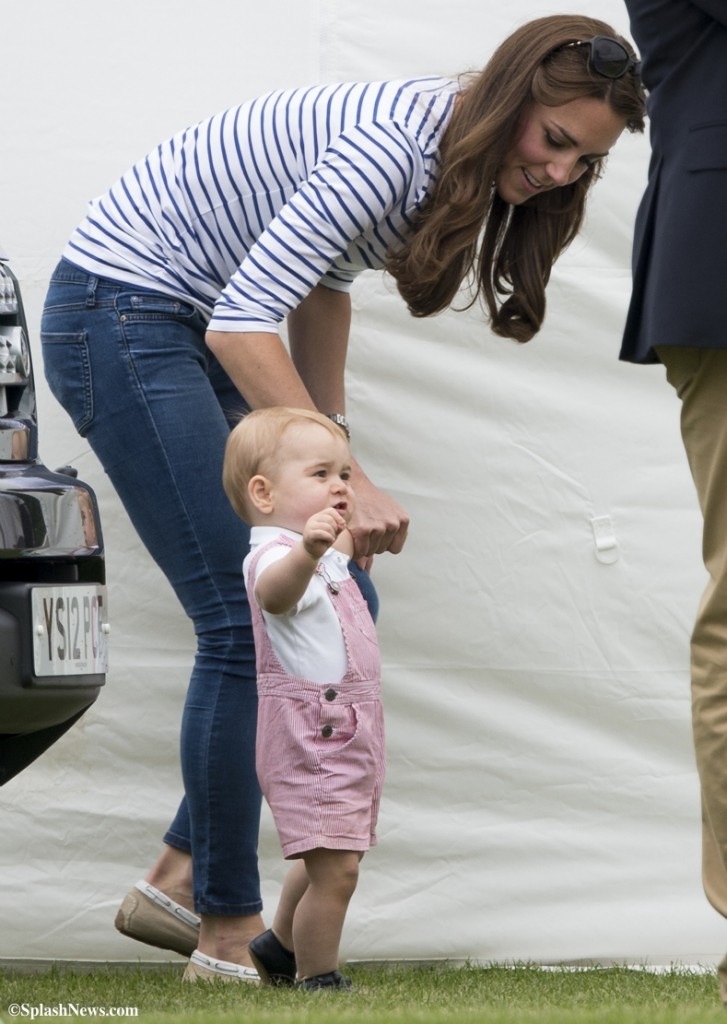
top-left (561, 35), bottom-right (641, 80)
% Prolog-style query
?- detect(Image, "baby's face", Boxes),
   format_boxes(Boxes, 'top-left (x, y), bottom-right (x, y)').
top-left (266, 422), bottom-right (354, 532)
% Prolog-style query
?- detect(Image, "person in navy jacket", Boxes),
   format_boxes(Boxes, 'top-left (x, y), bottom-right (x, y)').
top-left (621, 0), bottom-right (727, 1001)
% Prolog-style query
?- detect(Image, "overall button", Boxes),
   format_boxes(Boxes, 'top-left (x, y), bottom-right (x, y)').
top-left (321, 725), bottom-right (334, 738)
top-left (324, 688), bottom-right (337, 702)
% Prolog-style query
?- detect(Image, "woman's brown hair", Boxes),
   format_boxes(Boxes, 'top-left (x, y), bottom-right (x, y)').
top-left (386, 15), bottom-right (646, 343)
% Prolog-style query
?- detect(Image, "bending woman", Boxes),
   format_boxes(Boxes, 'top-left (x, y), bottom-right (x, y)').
top-left (40, 13), bottom-right (644, 981)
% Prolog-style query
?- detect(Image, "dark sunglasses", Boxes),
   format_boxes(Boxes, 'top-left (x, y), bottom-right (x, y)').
top-left (561, 36), bottom-right (641, 80)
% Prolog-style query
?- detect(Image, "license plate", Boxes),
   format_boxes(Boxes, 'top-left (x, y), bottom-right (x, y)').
top-left (31, 584), bottom-right (109, 677)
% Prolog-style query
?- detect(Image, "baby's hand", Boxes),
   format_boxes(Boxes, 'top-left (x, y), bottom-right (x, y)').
top-left (333, 526), bottom-right (354, 558)
top-left (302, 507), bottom-right (347, 560)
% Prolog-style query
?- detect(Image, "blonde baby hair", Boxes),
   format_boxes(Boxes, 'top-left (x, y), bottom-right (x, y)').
top-left (223, 407), bottom-right (348, 522)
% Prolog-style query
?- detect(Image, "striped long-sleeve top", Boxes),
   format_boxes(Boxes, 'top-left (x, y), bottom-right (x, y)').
top-left (63, 78), bottom-right (459, 333)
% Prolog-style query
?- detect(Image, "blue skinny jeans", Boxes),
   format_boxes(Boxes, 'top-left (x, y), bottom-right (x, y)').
top-left (40, 259), bottom-right (378, 916)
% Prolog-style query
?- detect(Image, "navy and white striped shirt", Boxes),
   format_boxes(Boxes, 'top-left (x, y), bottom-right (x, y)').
top-left (64, 78), bottom-right (458, 332)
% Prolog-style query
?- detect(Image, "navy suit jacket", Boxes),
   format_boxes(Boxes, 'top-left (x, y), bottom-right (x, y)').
top-left (621, 0), bottom-right (727, 364)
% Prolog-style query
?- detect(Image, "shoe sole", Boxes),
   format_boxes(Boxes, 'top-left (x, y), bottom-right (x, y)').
top-left (115, 888), bottom-right (199, 958)
top-left (183, 960), bottom-right (259, 984)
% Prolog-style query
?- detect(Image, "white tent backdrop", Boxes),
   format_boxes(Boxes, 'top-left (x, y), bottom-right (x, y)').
top-left (1, 0), bottom-right (720, 967)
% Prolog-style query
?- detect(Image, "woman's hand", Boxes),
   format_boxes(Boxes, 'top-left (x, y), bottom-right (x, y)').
top-left (348, 461), bottom-right (409, 565)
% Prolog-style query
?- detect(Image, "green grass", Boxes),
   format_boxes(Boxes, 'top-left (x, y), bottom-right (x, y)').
top-left (0, 962), bottom-right (723, 1024)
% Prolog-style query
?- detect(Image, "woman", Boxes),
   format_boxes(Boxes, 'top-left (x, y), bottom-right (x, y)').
top-left (40, 14), bottom-right (644, 981)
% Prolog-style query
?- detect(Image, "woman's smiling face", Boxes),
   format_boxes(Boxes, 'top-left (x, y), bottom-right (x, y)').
top-left (495, 94), bottom-right (626, 205)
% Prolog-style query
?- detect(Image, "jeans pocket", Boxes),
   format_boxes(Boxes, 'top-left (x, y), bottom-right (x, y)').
top-left (41, 331), bottom-right (94, 436)
top-left (122, 292), bottom-right (200, 322)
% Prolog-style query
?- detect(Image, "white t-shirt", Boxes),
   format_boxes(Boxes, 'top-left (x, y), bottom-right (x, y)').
top-left (244, 526), bottom-right (351, 684)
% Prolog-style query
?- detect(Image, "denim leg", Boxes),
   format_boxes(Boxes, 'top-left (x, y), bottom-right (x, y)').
top-left (41, 262), bottom-right (262, 915)
top-left (348, 561), bottom-right (379, 623)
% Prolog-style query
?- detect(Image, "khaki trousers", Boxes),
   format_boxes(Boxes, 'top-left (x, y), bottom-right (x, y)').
top-left (658, 347), bottom-right (727, 997)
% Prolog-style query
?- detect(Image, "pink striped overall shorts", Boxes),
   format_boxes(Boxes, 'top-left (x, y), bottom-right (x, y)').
top-left (247, 538), bottom-right (386, 859)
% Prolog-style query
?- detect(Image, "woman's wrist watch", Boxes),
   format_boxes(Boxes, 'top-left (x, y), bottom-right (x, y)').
top-left (326, 413), bottom-right (351, 440)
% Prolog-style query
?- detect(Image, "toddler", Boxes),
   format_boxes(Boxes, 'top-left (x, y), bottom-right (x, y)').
top-left (222, 407), bottom-right (385, 991)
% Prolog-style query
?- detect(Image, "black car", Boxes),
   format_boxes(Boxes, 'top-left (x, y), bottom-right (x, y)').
top-left (0, 245), bottom-right (108, 784)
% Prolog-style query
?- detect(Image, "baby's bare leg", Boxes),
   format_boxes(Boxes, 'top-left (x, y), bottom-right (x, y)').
top-left (292, 848), bottom-right (361, 980)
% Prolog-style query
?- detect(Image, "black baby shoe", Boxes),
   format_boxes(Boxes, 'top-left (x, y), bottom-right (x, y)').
top-left (248, 928), bottom-right (297, 986)
top-left (296, 969), bottom-right (352, 991)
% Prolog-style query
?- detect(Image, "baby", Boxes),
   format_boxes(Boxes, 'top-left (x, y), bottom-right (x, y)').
top-left (222, 407), bottom-right (385, 991)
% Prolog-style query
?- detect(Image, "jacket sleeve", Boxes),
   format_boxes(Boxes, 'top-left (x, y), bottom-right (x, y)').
top-left (627, 0), bottom-right (727, 27)
top-left (624, 0), bottom-right (721, 80)
top-left (690, 0), bottom-right (727, 28)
